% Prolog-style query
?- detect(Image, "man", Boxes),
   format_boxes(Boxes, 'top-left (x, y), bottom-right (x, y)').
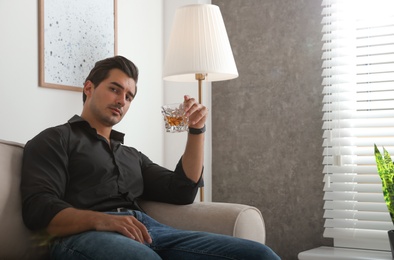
top-left (21, 56), bottom-right (280, 259)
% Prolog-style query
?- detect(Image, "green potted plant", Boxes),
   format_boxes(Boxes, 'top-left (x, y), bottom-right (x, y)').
top-left (374, 144), bottom-right (394, 257)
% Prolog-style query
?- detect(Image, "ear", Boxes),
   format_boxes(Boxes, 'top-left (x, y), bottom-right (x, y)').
top-left (84, 80), bottom-right (94, 98)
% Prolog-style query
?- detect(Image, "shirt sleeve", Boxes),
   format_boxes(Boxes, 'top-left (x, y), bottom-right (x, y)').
top-left (21, 127), bottom-right (72, 231)
top-left (139, 153), bottom-right (204, 204)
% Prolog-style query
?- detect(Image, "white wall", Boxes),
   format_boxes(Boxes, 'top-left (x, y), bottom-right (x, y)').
top-left (0, 0), bottom-right (212, 201)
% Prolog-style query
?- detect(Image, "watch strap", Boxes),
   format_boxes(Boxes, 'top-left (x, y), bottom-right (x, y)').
top-left (188, 125), bottom-right (206, 135)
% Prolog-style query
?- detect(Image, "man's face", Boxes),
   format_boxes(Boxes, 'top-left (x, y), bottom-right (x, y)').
top-left (84, 69), bottom-right (136, 127)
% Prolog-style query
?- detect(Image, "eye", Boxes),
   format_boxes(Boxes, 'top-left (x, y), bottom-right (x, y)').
top-left (110, 87), bottom-right (118, 93)
top-left (126, 94), bottom-right (133, 102)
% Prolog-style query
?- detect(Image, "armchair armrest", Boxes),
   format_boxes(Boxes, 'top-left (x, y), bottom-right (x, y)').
top-left (138, 200), bottom-right (266, 244)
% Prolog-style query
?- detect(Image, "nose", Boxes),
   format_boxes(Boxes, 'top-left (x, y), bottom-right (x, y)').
top-left (116, 95), bottom-right (126, 107)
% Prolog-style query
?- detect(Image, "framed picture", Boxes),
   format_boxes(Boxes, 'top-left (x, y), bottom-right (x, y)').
top-left (38, 0), bottom-right (118, 91)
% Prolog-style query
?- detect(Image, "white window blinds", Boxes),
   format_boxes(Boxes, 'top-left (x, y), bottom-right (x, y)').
top-left (321, 0), bottom-right (394, 251)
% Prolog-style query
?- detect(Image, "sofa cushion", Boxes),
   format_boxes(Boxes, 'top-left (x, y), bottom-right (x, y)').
top-left (0, 139), bottom-right (48, 259)
top-left (139, 200), bottom-right (266, 244)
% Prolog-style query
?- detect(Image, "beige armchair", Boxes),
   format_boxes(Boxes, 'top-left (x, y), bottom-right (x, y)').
top-left (0, 139), bottom-right (266, 260)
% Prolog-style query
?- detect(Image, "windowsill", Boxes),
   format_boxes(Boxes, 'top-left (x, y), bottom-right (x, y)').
top-left (298, 246), bottom-right (392, 260)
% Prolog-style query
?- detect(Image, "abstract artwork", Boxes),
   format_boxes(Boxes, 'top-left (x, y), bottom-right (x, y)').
top-left (39, 0), bottom-right (117, 91)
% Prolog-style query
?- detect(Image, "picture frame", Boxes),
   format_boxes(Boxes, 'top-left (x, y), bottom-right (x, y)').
top-left (38, 0), bottom-right (118, 91)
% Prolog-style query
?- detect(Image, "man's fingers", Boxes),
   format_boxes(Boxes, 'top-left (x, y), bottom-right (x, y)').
top-left (98, 214), bottom-right (152, 244)
top-left (188, 106), bottom-right (208, 126)
top-left (125, 217), bottom-right (151, 244)
top-left (182, 95), bottom-right (209, 127)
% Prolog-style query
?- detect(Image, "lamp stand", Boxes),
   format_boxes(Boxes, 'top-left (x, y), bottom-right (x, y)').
top-left (195, 73), bottom-right (206, 201)
top-left (195, 73), bottom-right (205, 104)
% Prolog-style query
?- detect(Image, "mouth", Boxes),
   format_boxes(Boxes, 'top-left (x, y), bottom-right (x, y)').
top-left (109, 107), bottom-right (122, 116)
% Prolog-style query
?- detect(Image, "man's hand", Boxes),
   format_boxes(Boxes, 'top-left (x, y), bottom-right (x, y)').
top-left (183, 95), bottom-right (209, 129)
top-left (95, 213), bottom-right (152, 244)
top-left (47, 208), bottom-right (152, 244)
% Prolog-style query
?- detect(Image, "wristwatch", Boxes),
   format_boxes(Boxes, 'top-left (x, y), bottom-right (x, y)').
top-left (188, 125), bottom-right (206, 135)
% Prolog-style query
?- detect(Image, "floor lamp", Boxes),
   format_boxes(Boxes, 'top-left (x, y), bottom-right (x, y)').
top-left (163, 4), bottom-right (238, 201)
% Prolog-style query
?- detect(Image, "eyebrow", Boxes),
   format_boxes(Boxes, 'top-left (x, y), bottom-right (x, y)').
top-left (111, 81), bottom-right (135, 98)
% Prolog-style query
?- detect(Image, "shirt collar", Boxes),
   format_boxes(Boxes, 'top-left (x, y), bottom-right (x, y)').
top-left (68, 115), bottom-right (125, 143)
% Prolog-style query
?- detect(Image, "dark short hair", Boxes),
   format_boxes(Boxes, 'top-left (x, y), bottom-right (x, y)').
top-left (83, 56), bottom-right (139, 103)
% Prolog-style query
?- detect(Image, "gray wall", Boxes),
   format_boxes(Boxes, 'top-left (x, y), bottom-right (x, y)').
top-left (211, 1), bottom-right (332, 259)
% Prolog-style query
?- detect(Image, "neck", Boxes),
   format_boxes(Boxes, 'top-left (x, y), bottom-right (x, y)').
top-left (80, 113), bottom-right (112, 142)
top-left (96, 128), bottom-right (112, 143)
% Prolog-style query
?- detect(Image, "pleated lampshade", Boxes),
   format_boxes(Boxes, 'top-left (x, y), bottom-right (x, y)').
top-left (163, 4), bottom-right (238, 83)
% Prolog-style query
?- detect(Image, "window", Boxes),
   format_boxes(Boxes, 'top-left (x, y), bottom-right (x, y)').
top-left (321, 0), bottom-right (394, 251)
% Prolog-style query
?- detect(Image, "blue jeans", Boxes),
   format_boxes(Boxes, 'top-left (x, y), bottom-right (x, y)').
top-left (50, 210), bottom-right (280, 260)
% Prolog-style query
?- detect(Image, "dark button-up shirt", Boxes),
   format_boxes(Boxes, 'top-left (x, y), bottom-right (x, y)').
top-left (21, 115), bottom-right (203, 231)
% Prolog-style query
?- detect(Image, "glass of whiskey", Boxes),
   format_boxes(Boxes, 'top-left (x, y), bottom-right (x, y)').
top-left (161, 103), bottom-right (189, 133)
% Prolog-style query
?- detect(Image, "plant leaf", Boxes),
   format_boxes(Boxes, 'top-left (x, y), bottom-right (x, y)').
top-left (374, 144), bottom-right (394, 225)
